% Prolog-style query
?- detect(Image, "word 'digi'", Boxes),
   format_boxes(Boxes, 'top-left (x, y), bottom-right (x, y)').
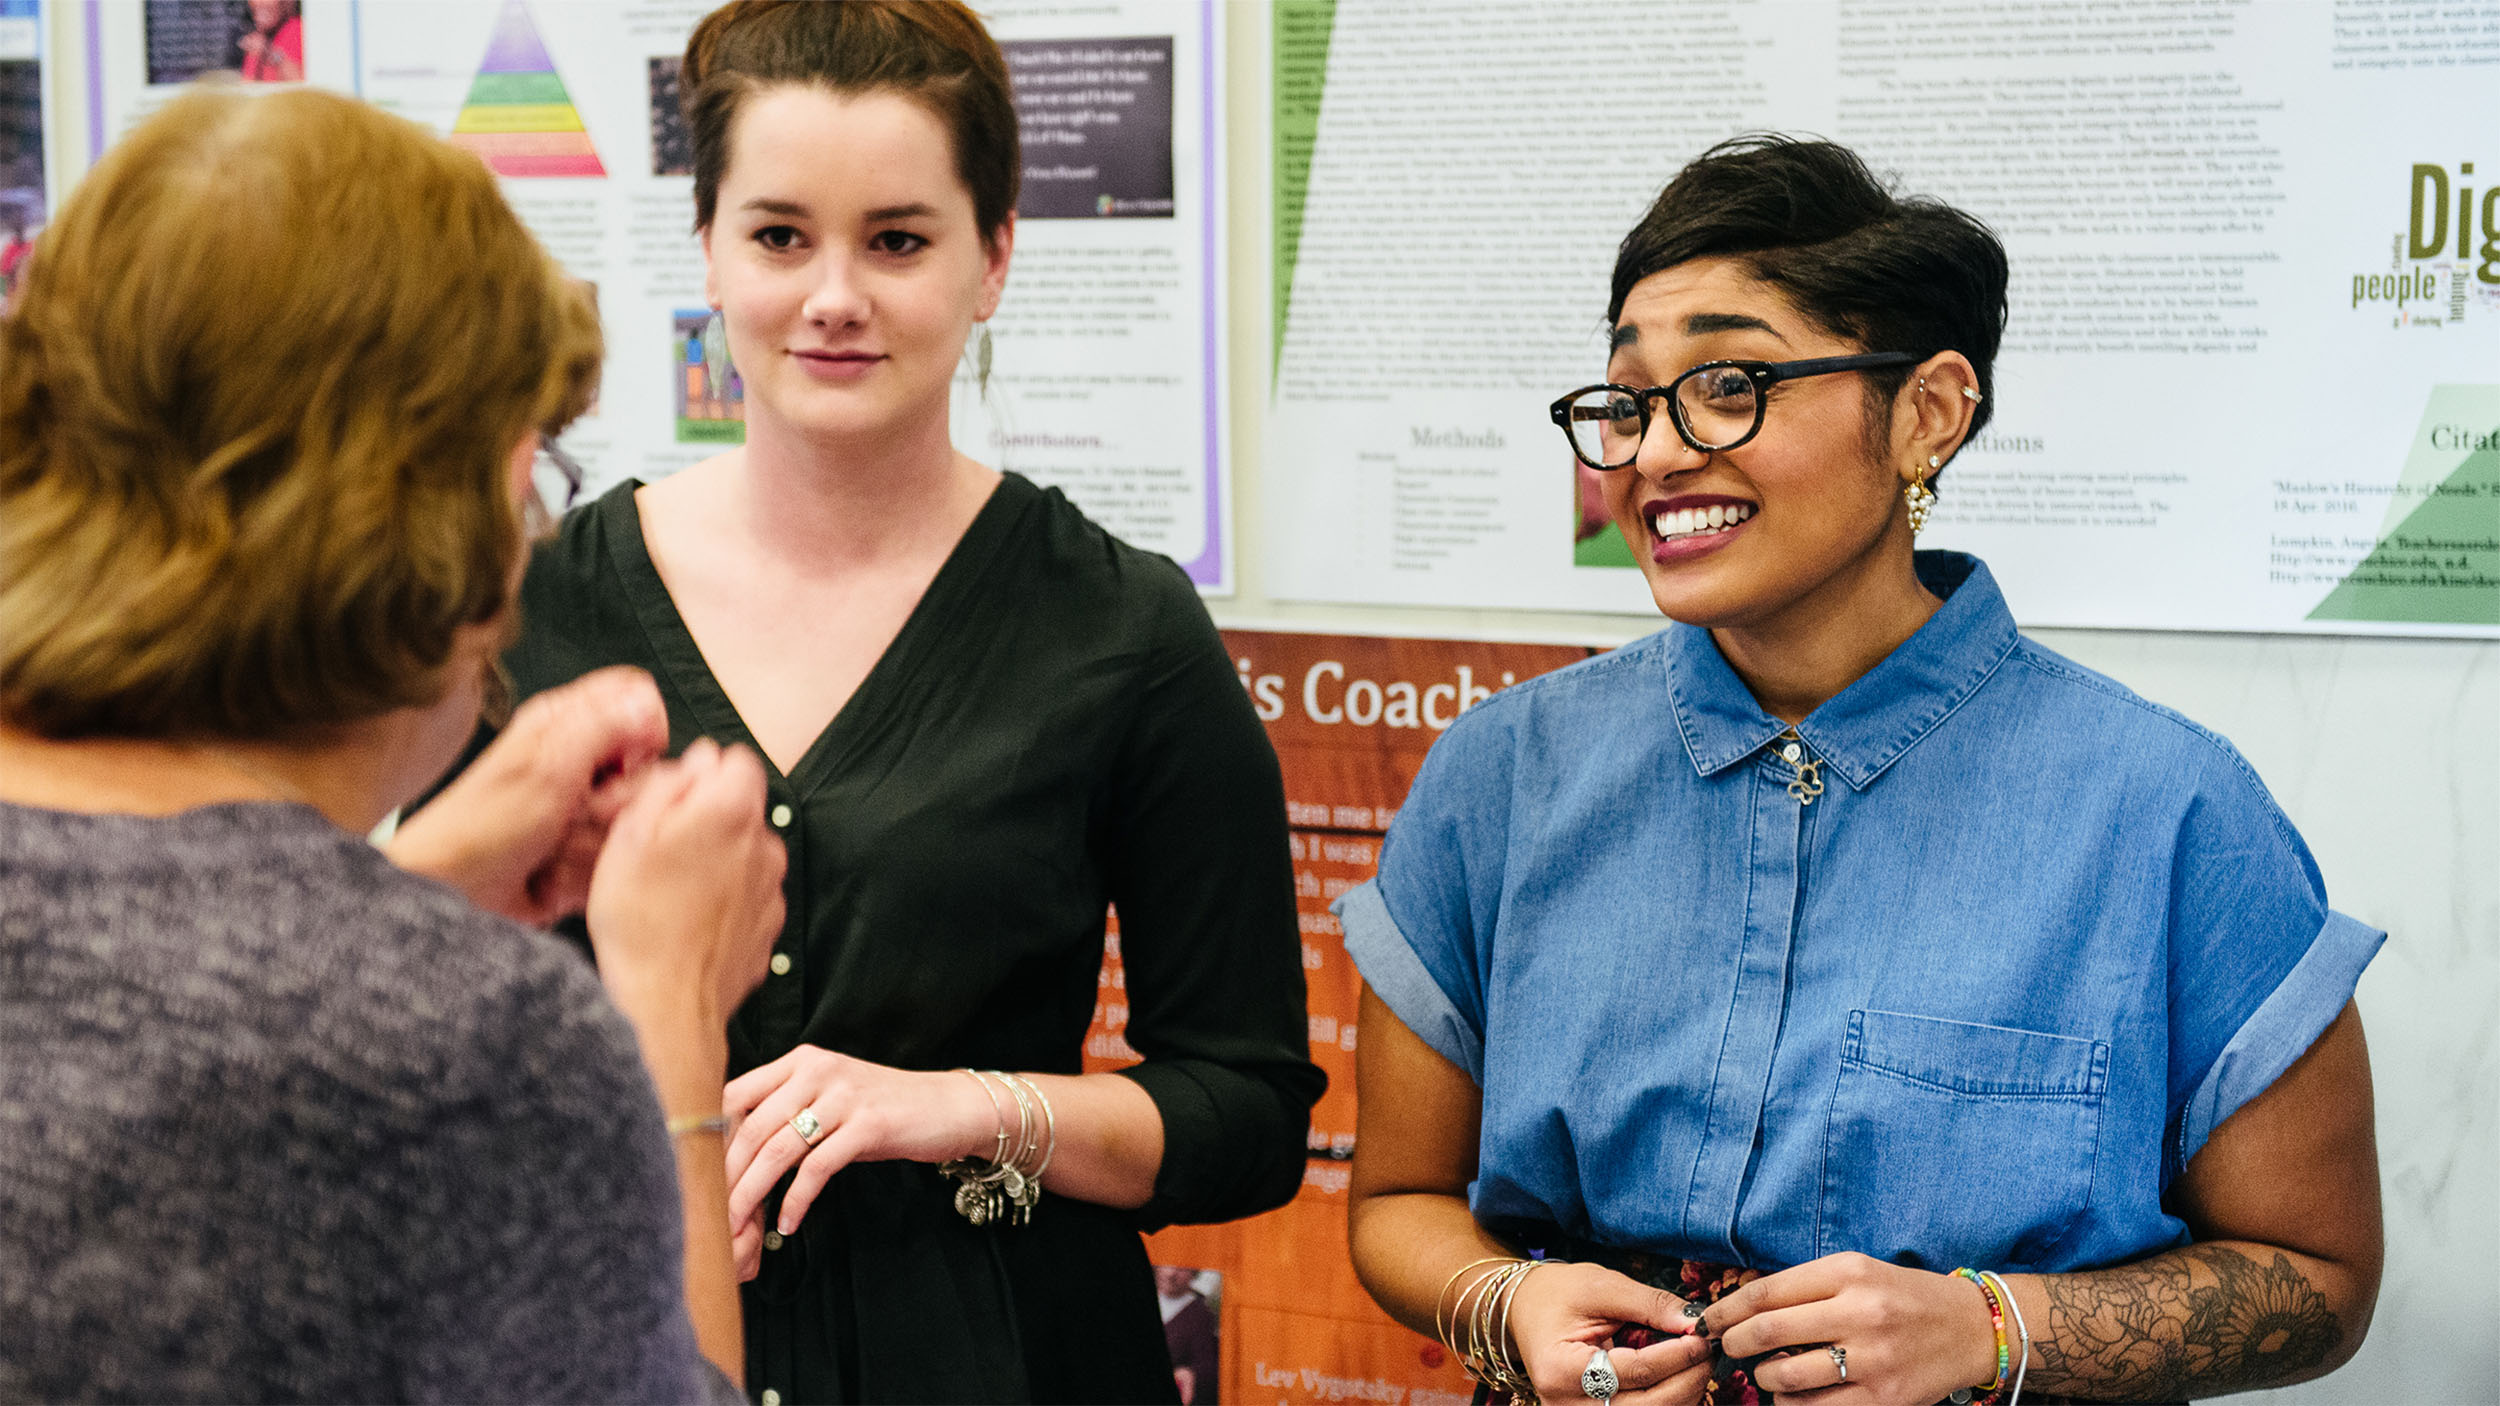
top-left (1235, 659), bottom-right (1518, 731)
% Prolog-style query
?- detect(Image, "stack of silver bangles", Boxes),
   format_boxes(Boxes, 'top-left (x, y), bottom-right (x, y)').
top-left (938, 1068), bottom-right (1057, 1226)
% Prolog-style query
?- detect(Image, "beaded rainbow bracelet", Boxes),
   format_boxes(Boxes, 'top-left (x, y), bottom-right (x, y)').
top-left (1953, 1266), bottom-right (2012, 1393)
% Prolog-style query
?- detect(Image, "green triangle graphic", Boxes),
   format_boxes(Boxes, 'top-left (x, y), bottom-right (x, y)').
top-left (1272, 0), bottom-right (1336, 393)
top-left (2309, 386), bottom-right (2500, 626)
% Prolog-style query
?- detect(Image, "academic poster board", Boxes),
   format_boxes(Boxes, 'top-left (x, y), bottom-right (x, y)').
top-left (970, 0), bottom-right (1232, 590)
top-left (1088, 628), bottom-right (1597, 1406)
top-left (82, 0), bottom-right (1233, 589)
top-left (1262, 0), bottom-right (2500, 635)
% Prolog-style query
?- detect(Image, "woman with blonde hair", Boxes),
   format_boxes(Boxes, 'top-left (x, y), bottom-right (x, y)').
top-left (0, 86), bottom-right (783, 1401)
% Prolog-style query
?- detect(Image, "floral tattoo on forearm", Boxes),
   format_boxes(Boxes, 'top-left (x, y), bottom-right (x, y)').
top-left (2030, 1245), bottom-right (2340, 1399)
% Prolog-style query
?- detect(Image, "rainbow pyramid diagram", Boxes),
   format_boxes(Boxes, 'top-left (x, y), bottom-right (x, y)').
top-left (448, 0), bottom-right (605, 178)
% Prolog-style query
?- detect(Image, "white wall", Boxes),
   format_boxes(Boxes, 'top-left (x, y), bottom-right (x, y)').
top-left (1209, 7), bottom-right (2498, 1401)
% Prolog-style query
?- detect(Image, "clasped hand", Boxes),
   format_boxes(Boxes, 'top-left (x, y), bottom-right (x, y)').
top-left (389, 667), bottom-right (665, 926)
top-left (390, 666), bottom-right (785, 1024)
top-left (1500, 1262), bottom-right (1711, 1406)
top-left (720, 1049), bottom-right (1004, 1279)
top-left (1695, 1252), bottom-right (2000, 1404)
top-left (1489, 1251), bottom-right (1998, 1406)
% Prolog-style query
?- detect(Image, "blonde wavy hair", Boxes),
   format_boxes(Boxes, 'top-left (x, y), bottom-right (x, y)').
top-left (0, 87), bottom-right (601, 740)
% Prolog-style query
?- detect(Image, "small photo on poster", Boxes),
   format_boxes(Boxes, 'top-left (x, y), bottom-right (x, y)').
top-left (1002, 36), bottom-right (1173, 219)
top-left (144, 0), bottom-right (301, 86)
top-left (1154, 1264), bottom-right (1219, 1405)
top-left (673, 308), bottom-right (744, 444)
top-left (648, 56), bottom-right (690, 177)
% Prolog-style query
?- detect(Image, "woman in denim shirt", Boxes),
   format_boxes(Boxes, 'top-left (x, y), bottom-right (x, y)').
top-left (1339, 137), bottom-right (2382, 1405)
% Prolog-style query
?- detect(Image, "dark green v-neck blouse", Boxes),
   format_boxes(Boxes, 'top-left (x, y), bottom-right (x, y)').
top-left (498, 473), bottom-right (1322, 1405)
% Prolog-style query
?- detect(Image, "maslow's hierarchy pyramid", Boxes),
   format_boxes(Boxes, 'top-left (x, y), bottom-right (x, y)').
top-left (449, 0), bottom-right (604, 178)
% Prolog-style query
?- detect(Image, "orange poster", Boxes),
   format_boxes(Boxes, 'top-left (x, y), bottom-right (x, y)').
top-left (1086, 629), bottom-right (1596, 1405)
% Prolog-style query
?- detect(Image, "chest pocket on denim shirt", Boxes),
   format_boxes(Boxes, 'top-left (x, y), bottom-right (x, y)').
top-left (1816, 1009), bottom-right (2108, 1270)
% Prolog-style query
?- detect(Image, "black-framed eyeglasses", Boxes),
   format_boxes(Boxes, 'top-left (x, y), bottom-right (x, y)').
top-left (523, 437), bottom-right (585, 539)
top-left (1550, 352), bottom-right (1921, 469)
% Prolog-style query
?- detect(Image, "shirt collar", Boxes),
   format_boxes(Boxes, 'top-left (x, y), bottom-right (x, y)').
top-left (1663, 551), bottom-right (2021, 792)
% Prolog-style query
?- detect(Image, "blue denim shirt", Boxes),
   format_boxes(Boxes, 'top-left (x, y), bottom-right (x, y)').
top-left (1338, 553), bottom-right (2382, 1275)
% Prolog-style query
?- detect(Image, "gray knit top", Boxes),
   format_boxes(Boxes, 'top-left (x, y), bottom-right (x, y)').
top-left (0, 799), bottom-right (710, 1403)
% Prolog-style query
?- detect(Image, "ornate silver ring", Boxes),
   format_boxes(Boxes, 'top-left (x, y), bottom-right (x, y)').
top-left (1828, 1343), bottom-right (1848, 1383)
top-left (1580, 1345), bottom-right (1618, 1401)
top-left (790, 1108), bottom-right (825, 1146)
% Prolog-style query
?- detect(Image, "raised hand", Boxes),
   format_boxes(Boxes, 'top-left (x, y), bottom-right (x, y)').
top-left (584, 737), bottom-right (786, 1029)
top-left (387, 666), bottom-right (670, 926)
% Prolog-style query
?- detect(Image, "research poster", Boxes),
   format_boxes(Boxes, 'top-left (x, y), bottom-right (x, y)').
top-left (349, 0), bottom-right (742, 505)
top-left (972, 1), bottom-right (1232, 590)
top-left (83, 0), bottom-right (1231, 589)
top-left (1264, 0), bottom-right (2500, 635)
top-left (1089, 628), bottom-right (1595, 1406)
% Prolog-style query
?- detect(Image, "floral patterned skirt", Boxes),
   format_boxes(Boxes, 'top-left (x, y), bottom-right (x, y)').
top-left (1476, 1221), bottom-right (2107, 1406)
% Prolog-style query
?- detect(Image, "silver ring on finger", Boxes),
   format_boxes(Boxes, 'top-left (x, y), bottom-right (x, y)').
top-left (1828, 1343), bottom-right (1848, 1383)
top-left (790, 1107), bottom-right (826, 1146)
top-left (1580, 1345), bottom-right (1618, 1402)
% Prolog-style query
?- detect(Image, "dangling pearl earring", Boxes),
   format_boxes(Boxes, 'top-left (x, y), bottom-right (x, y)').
top-left (1904, 454), bottom-right (1939, 534)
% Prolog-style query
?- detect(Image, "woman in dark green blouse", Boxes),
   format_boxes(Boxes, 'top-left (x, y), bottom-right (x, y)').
top-left (493, 4), bottom-right (1321, 1401)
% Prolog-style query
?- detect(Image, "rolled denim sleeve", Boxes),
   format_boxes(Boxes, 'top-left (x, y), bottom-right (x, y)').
top-left (2164, 746), bottom-right (2385, 1178)
top-left (1334, 704), bottom-right (1517, 1086)
top-left (1339, 880), bottom-right (1482, 1082)
top-left (2177, 908), bottom-right (2382, 1172)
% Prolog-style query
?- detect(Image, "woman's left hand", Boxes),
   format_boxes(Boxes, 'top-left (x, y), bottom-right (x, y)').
top-left (386, 666), bottom-right (669, 926)
top-left (1698, 1252), bottom-right (1999, 1404)
top-left (722, 1046), bottom-right (996, 1241)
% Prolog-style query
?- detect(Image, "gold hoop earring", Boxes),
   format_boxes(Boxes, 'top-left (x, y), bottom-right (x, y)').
top-left (1905, 465), bottom-right (1937, 534)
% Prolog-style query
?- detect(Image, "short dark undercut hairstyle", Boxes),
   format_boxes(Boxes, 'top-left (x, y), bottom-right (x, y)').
top-left (1610, 135), bottom-right (2007, 465)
